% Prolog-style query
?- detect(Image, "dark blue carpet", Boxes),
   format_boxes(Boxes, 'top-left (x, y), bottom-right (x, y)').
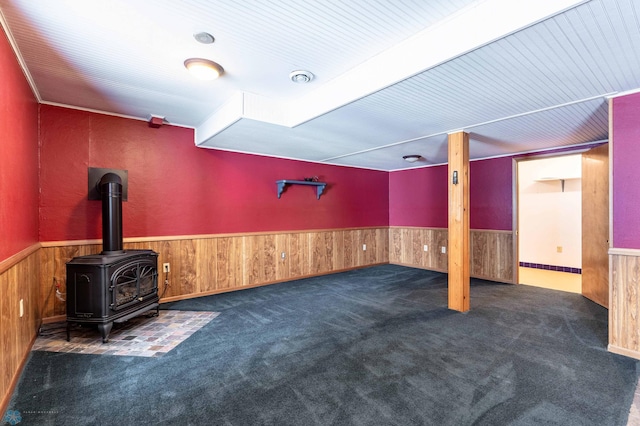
top-left (7, 265), bottom-right (638, 425)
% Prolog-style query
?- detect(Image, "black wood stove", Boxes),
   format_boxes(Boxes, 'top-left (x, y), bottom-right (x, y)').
top-left (66, 172), bottom-right (159, 343)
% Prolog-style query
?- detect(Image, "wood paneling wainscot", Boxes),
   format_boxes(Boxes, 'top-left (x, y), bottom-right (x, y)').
top-left (0, 245), bottom-right (41, 415)
top-left (389, 227), bottom-right (514, 284)
top-left (470, 230), bottom-right (514, 283)
top-left (609, 249), bottom-right (640, 360)
top-left (39, 227), bottom-right (389, 320)
top-left (389, 227), bottom-right (449, 272)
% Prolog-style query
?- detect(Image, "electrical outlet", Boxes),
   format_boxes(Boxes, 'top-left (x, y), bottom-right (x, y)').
top-left (362, 244), bottom-right (367, 251)
top-left (163, 263), bottom-right (170, 273)
top-left (19, 299), bottom-right (24, 317)
top-left (281, 252), bottom-right (286, 259)
top-left (441, 246), bottom-right (446, 254)
top-left (557, 246), bottom-right (563, 253)
top-left (423, 244), bottom-right (428, 252)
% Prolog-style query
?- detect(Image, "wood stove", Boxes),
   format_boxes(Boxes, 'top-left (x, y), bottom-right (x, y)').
top-left (66, 172), bottom-right (159, 343)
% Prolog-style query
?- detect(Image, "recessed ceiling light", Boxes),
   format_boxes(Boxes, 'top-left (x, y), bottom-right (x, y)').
top-left (289, 70), bottom-right (314, 83)
top-left (184, 58), bottom-right (224, 80)
top-left (403, 155), bottom-right (422, 163)
top-left (194, 32), bottom-right (215, 44)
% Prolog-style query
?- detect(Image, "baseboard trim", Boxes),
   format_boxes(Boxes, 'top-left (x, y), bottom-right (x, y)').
top-left (1, 332), bottom-right (37, 415)
top-left (388, 262), bottom-right (447, 274)
top-left (41, 315), bottom-right (66, 324)
top-left (608, 344), bottom-right (640, 360)
top-left (471, 274), bottom-right (515, 284)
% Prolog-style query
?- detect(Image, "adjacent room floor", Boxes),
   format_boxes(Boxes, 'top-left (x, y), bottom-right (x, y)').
top-left (518, 266), bottom-right (582, 294)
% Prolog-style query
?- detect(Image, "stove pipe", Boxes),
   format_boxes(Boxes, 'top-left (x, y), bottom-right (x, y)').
top-left (99, 173), bottom-right (124, 254)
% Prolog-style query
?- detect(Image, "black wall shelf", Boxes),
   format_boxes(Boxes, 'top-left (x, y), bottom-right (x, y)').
top-left (276, 180), bottom-right (327, 199)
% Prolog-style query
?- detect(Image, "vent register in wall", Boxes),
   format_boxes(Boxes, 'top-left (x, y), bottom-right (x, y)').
top-left (65, 169), bottom-right (159, 343)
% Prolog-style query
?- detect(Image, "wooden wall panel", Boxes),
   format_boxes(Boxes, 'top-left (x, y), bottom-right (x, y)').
top-left (0, 271), bottom-right (9, 400)
top-left (38, 247), bottom-right (56, 318)
top-left (376, 228), bottom-right (389, 264)
top-left (1, 247), bottom-right (41, 414)
top-left (288, 232), bottom-right (309, 278)
top-left (410, 229), bottom-right (424, 267)
top-left (342, 230), bottom-right (358, 269)
top-left (415, 228), bottom-right (428, 269)
top-left (332, 231), bottom-right (345, 271)
top-left (609, 252), bottom-right (640, 359)
top-left (389, 228), bottom-right (402, 264)
top-left (470, 230), bottom-right (514, 283)
top-left (195, 239), bottom-right (216, 293)
top-left (275, 234), bottom-right (289, 281)
top-left (388, 227), bottom-right (513, 283)
top-left (433, 229), bottom-right (449, 272)
top-left (401, 228), bottom-right (412, 264)
top-left (166, 240), bottom-right (184, 296)
top-left (244, 235), bottom-right (263, 286)
top-left (311, 231), bottom-right (334, 274)
top-left (0, 270), bottom-right (16, 410)
top-left (216, 237), bottom-right (244, 290)
top-left (359, 228), bottom-right (376, 266)
top-left (427, 229), bottom-right (437, 270)
top-left (180, 240), bottom-right (197, 295)
top-left (263, 234), bottom-right (277, 283)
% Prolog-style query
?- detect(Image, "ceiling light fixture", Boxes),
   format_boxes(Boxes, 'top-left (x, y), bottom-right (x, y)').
top-left (193, 32), bottom-right (215, 44)
top-left (403, 155), bottom-right (422, 163)
top-left (184, 58), bottom-right (224, 80)
top-left (289, 70), bottom-right (314, 83)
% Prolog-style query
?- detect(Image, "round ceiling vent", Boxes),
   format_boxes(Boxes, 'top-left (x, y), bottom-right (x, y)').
top-left (193, 32), bottom-right (215, 44)
top-left (289, 70), bottom-right (314, 83)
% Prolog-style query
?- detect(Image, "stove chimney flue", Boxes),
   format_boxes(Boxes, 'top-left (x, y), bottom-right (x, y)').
top-left (99, 172), bottom-right (124, 254)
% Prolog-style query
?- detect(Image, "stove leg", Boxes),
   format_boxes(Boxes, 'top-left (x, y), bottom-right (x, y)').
top-left (66, 322), bottom-right (71, 342)
top-left (98, 322), bottom-right (113, 343)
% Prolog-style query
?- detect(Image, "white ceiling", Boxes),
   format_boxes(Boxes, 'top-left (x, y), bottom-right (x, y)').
top-left (1, 0), bottom-right (638, 171)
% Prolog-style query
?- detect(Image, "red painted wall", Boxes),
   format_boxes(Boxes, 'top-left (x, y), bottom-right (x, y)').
top-left (469, 157), bottom-right (513, 230)
top-left (389, 157), bottom-right (513, 231)
top-left (0, 28), bottom-right (39, 261)
top-left (389, 165), bottom-right (448, 228)
top-left (612, 92), bottom-right (640, 249)
top-left (39, 105), bottom-right (389, 241)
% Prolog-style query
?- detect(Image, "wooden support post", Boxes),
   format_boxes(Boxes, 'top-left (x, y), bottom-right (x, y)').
top-left (448, 131), bottom-right (470, 312)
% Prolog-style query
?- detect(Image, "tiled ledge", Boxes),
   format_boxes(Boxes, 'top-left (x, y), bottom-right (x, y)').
top-left (519, 262), bottom-right (581, 274)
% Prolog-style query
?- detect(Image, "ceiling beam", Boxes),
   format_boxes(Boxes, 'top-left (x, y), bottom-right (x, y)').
top-left (196, 0), bottom-right (588, 148)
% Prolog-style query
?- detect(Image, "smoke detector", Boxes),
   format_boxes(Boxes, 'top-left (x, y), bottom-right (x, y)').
top-left (289, 70), bottom-right (314, 83)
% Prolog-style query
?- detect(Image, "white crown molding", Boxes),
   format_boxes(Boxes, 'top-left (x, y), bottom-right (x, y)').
top-left (0, 8), bottom-right (41, 102)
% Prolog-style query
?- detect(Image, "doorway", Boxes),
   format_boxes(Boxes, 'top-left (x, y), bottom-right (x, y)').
top-left (516, 154), bottom-right (583, 293)
top-left (514, 144), bottom-right (610, 306)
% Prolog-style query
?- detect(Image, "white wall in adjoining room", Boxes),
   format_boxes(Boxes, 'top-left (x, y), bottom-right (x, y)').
top-left (518, 154), bottom-right (582, 269)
